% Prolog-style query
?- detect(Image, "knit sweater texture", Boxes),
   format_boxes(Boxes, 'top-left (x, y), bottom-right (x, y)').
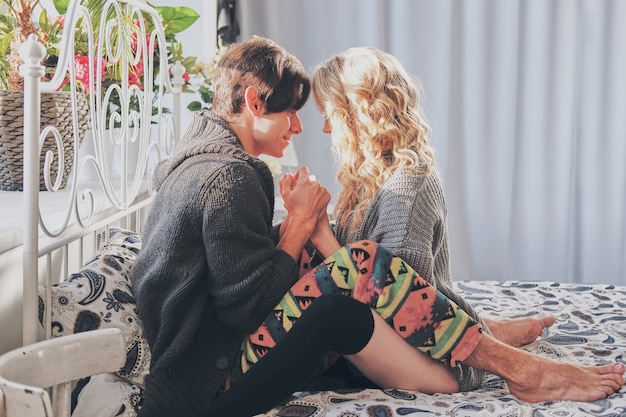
top-left (333, 168), bottom-right (489, 391)
top-left (130, 111), bottom-right (299, 417)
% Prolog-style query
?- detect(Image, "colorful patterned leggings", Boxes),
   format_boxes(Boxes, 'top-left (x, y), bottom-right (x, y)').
top-left (241, 240), bottom-right (483, 373)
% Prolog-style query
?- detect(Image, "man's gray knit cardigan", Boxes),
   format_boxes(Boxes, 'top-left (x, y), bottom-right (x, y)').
top-left (333, 168), bottom-right (490, 391)
top-left (130, 111), bottom-right (299, 417)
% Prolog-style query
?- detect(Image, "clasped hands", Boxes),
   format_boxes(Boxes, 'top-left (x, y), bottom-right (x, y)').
top-left (279, 166), bottom-right (330, 238)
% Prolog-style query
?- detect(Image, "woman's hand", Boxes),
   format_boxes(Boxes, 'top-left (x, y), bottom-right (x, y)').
top-left (310, 209), bottom-right (341, 258)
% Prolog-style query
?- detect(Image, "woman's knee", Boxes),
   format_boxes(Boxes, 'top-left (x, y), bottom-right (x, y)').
top-left (307, 294), bottom-right (359, 320)
top-left (305, 294), bottom-right (374, 354)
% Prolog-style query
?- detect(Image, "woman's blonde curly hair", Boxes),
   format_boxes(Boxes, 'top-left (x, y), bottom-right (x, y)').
top-left (312, 47), bottom-right (434, 231)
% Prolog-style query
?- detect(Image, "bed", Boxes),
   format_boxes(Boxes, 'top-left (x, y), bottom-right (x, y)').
top-left (1, 1), bottom-right (625, 416)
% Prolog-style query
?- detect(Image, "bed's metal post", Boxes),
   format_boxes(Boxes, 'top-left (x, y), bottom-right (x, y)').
top-left (19, 35), bottom-right (47, 346)
top-left (170, 62), bottom-right (185, 140)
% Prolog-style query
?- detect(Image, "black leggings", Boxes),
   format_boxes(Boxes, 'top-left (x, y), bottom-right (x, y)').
top-left (204, 294), bottom-right (375, 417)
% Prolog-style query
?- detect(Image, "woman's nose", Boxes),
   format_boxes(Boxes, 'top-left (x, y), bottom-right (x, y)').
top-left (322, 118), bottom-right (331, 134)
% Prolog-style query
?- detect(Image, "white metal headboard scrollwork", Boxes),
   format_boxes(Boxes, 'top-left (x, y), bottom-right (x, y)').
top-left (19, 0), bottom-right (184, 346)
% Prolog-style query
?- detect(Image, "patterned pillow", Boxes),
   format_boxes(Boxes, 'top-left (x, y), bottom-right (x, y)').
top-left (38, 227), bottom-right (151, 387)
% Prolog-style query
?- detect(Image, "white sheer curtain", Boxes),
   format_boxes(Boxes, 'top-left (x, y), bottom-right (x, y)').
top-left (240, 0), bottom-right (626, 285)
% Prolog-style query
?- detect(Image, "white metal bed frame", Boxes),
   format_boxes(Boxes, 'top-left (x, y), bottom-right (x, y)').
top-left (20, 0), bottom-right (183, 345)
top-left (0, 0), bottom-right (183, 415)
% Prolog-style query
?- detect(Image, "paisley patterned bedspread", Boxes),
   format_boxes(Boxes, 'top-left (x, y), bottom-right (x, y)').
top-left (260, 280), bottom-right (626, 417)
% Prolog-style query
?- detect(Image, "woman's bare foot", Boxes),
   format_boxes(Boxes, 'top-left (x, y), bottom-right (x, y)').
top-left (485, 316), bottom-right (555, 347)
top-left (507, 360), bottom-right (625, 403)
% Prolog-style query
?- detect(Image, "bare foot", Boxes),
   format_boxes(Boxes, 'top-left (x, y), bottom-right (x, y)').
top-left (507, 360), bottom-right (625, 403)
top-left (485, 316), bottom-right (556, 347)
top-left (465, 333), bottom-right (624, 403)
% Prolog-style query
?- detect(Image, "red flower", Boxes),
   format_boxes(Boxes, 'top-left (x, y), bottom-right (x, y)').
top-left (130, 19), bottom-right (156, 56)
top-left (128, 61), bottom-right (144, 89)
top-left (74, 54), bottom-right (107, 94)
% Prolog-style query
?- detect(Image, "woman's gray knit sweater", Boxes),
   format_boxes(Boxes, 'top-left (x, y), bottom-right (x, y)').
top-left (130, 111), bottom-right (299, 417)
top-left (333, 168), bottom-right (489, 391)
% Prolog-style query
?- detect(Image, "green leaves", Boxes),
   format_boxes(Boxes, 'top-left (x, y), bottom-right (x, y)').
top-left (155, 6), bottom-right (199, 36)
top-left (0, 15), bottom-right (12, 58)
top-left (52, 0), bottom-right (103, 16)
top-left (52, 0), bottom-right (70, 14)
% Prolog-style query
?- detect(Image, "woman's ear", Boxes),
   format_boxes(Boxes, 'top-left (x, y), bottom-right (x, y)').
top-left (244, 86), bottom-right (262, 117)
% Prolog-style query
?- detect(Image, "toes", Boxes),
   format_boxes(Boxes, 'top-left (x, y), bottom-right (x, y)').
top-left (605, 383), bottom-right (619, 397)
top-left (540, 315), bottom-right (556, 328)
top-left (602, 363), bottom-right (625, 375)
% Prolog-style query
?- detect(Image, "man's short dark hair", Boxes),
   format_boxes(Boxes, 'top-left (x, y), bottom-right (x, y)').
top-left (212, 36), bottom-right (311, 117)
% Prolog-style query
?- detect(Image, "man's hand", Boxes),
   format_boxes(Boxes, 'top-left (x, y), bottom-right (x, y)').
top-left (276, 166), bottom-right (330, 260)
top-left (280, 166), bottom-right (329, 226)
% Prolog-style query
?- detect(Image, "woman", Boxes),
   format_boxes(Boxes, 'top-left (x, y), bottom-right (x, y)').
top-left (305, 46), bottom-right (624, 402)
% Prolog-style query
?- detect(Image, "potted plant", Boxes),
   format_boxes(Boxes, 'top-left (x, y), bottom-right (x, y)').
top-left (0, 0), bottom-right (200, 191)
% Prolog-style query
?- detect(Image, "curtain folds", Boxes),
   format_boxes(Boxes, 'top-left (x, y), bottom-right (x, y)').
top-left (240, 0), bottom-right (626, 285)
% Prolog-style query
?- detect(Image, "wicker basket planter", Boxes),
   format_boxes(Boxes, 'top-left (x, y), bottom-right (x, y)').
top-left (0, 90), bottom-right (90, 191)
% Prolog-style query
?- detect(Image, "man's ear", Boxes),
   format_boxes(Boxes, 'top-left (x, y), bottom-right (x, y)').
top-left (244, 86), bottom-right (262, 117)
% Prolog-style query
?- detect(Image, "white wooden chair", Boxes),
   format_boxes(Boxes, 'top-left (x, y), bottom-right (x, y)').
top-left (0, 328), bottom-right (126, 417)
